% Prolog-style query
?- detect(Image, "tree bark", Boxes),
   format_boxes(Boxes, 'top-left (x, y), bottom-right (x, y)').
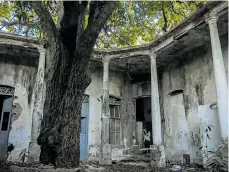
top-left (30, 1), bottom-right (119, 168)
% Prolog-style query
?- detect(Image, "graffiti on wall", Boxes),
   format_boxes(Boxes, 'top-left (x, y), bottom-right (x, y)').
top-left (175, 130), bottom-right (201, 147)
top-left (177, 131), bottom-right (188, 145)
top-left (190, 131), bottom-right (201, 147)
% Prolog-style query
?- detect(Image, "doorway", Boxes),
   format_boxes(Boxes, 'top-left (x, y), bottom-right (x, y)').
top-left (135, 97), bottom-right (152, 148)
top-left (80, 95), bottom-right (89, 161)
top-left (0, 95), bottom-right (14, 161)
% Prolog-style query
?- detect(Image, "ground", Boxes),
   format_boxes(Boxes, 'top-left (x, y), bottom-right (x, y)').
top-left (0, 161), bottom-right (207, 172)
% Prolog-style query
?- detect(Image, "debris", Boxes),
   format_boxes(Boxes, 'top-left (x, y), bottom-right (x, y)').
top-left (170, 165), bottom-right (182, 172)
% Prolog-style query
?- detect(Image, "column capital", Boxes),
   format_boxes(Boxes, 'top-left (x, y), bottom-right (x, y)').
top-left (205, 14), bottom-right (218, 25)
top-left (102, 57), bottom-right (110, 64)
top-left (38, 47), bottom-right (46, 54)
top-left (149, 52), bottom-right (157, 59)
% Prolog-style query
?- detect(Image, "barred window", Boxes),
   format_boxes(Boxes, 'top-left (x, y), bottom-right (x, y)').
top-left (110, 105), bottom-right (120, 145)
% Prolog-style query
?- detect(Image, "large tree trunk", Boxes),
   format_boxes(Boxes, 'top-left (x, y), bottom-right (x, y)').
top-left (31, 1), bottom-right (118, 167)
top-left (37, 41), bottom-right (91, 168)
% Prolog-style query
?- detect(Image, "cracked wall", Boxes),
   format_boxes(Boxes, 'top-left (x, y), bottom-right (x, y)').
top-left (161, 40), bottom-right (228, 164)
top-left (85, 67), bottom-right (133, 161)
top-left (0, 60), bottom-right (38, 162)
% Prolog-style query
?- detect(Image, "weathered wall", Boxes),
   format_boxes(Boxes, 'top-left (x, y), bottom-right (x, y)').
top-left (85, 67), bottom-right (133, 161)
top-left (0, 61), bottom-right (37, 161)
top-left (161, 41), bottom-right (228, 164)
top-left (132, 81), bottom-right (151, 98)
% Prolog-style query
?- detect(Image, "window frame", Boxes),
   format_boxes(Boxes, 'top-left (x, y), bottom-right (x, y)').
top-left (109, 104), bottom-right (121, 145)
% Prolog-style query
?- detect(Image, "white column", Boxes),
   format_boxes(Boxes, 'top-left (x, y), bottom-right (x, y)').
top-left (100, 57), bottom-right (111, 164)
top-left (28, 48), bottom-right (45, 162)
top-left (150, 53), bottom-right (162, 145)
top-left (206, 15), bottom-right (228, 140)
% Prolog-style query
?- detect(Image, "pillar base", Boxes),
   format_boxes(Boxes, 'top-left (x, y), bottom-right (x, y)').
top-left (28, 141), bottom-right (40, 162)
top-left (100, 144), bottom-right (112, 165)
top-left (150, 145), bottom-right (166, 168)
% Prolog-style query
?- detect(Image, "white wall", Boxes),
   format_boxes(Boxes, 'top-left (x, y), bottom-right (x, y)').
top-left (85, 68), bottom-right (123, 161)
top-left (0, 62), bottom-right (37, 162)
top-left (161, 43), bottom-right (228, 164)
top-left (132, 81), bottom-right (151, 98)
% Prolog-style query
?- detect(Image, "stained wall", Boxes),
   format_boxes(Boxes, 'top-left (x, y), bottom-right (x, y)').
top-left (161, 41), bottom-right (228, 163)
top-left (0, 60), bottom-right (38, 161)
top-left (85, 67), bottom-right (133, 161)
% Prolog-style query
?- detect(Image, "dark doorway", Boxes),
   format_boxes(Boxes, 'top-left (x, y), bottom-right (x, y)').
top-left (0, 95), bottom-right (14, 160)
top-left (135, 97), bottom-right (152, 148)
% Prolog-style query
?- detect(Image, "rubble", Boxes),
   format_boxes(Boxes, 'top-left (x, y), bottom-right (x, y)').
top-left (0, 160), bottom-right (208, 172)
top-left (169, 165), bottom-right (181, 172)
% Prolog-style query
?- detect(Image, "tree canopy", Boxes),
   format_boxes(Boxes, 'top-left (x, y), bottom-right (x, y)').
top-left (0, 1), bottom-right (205, 48)
top-left (0, 0), bottom-right (205, 49)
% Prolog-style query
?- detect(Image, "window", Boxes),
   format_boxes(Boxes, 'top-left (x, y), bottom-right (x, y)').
top-left (110, 105), bottom-right (120, 144)
top-left (80, 117), bottom-right (86, 134)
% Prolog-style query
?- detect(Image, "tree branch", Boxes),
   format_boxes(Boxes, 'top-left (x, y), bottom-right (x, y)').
top-left (0, 20), bottom-right (36, 27)
top-left (76, 2), bottom-right (88, 45)
top-left (104, 26), bottom-right (132, 46)
top-left (161, 2), bottom-right (168, 32)
top-left (29, 1), bottom-right (57, 40)
top-left (169, 2), bottom-right (179, 15)
top-left (87, 1), bottom-right (99, 27)
top-left (23, 25), bottom-right (31, 36)
top-left (59, 1), bottom-right (88, 51)
top-left (81, 1), bottom-right (119, 49)
top-left (71, 1), bottom-right (119, 75)
top-left (98, 36), bottom-right (112, 49)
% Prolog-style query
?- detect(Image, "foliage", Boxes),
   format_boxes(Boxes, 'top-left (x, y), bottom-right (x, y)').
top-left (6, 143), bottom-right (14, 159)
top-left (0, 1), bottom-right (57, 37)
top-left (0, 0), bottom-right (205, 49)
top-left (205, 142), bottom-right (228, 172)
top-left (97, 1), bottom-right (205, 49)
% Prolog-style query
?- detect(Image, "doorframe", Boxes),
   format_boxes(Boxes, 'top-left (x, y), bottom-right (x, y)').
top-left (133, 95), bottom-right (151, 147)
top-left (0, 85), bottom-right (15, 96)
top-left (0, 84), bottom-right (15, 160)
top-left (0, 84), bottom-right (15, 131)
top-left (82, 94), bottom-right (89, 160)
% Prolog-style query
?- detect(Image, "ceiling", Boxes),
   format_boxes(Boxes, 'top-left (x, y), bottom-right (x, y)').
top-left (106, 12), bottom-right (228, 75)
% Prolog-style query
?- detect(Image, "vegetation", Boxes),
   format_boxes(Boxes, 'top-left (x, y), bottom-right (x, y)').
top-left (0, 1), bottom-right (205, 49)
top-left (205, 142), bottom-right (228, 172)
top-left (0, 0), bottom-right (205, 168)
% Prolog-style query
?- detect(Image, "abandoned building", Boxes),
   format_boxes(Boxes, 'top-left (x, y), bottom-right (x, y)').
top-left (0, 1), bottom-right (228, 167)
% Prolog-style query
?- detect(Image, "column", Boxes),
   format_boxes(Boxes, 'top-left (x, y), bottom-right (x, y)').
top-left (28, 47), bottom-right (45, 162)
top-left (100, 57), bottom-right (111, 164)
top-left (150, 53), bottom-right (162, 145)
top-left (150, 53), bottom-right (166, 168)
top-left (206, 15), bottom-right (228, 140)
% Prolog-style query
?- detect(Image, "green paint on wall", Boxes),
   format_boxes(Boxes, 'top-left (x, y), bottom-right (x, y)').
top-left (199, 118), bottom-right (205, 147)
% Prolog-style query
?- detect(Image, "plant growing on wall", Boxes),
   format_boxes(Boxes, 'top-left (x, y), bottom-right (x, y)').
top-left (205, 142), bottom-right (228, 172)
top-left (6, 143), bottom-right (14, 159)
top-left (199, 119), bottom-right (228, 172)
top-left (199, 119), bottom-right (213, 151)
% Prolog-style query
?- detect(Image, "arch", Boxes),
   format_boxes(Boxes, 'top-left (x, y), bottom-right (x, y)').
top-left (0, 85), bottom-right (15, 96)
